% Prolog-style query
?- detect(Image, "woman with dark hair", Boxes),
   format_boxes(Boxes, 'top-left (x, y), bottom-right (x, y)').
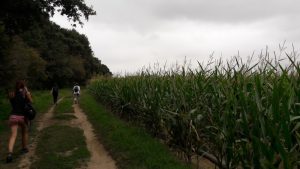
top-left (6, 80), bottom-right (32, 163)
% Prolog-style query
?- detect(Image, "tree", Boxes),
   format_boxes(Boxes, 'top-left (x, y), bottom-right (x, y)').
top-left (40, 0), bottom-right (96, 26)
top-left (0, 0), bottom-right (111, 89)
top-left (0, 0), bottom-right (96, 35)
top-left (0, 36), bottom-right (47, 89)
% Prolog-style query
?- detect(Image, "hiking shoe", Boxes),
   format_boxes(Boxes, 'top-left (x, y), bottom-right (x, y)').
top-left (6, 153), bottom-right (12, 163)
top-left (21, 148), bottom-right (29, 154)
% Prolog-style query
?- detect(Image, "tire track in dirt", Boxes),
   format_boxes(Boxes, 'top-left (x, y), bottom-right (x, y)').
top-left (17, 98), bottom-right (117, 169)
top-left (18, 99), bottom-right (63, 169)
top-left (72, 104), bottom-right (117, 169)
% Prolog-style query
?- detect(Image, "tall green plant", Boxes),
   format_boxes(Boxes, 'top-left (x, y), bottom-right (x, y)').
top-left (88, 51), bottom-right (300, 169)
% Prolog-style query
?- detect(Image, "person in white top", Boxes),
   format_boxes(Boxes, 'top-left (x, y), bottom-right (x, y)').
top-left (73, 83), bottom-right (80, 104)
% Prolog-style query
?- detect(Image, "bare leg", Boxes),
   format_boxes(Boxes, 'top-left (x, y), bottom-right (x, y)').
top-left (21, 123), bottom-right (28, 149)
top-left (8, 124), bottom-right (18, 153)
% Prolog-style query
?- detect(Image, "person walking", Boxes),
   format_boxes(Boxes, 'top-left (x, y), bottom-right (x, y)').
top-left (51, 83), bottom-right (59, 105)
top-left (6, 80), bottom-right (32, 163)
top-left (73, 83), bottom-right (80, 104)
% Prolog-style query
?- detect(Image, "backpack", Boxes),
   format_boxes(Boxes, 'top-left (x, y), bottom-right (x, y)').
top-left (14, 91), bottom-right (36, 120)
top-left (53, 86), bottom-right (58, 93)
top-left (24, 103), bottom-right (36, 120)
top-left (74, 86), bottom-right (79, 92)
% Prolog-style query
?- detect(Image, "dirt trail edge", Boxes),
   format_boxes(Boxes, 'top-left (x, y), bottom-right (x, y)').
top-left (72, 104), bottom-right (117, 169)
top-left (18, 98), bottom-right (63, 169)
top-left (18, 98), bottom-right (117, 169)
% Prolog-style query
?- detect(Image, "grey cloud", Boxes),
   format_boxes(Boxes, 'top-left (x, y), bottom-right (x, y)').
top-left (88, 0), bottom-right (299, 24)
top-left (83, 0), bottom-right (300, 36)
top-left (151, 0), bottom-right (299, 23)
top-left (54, 0), bottom-right (300, 74)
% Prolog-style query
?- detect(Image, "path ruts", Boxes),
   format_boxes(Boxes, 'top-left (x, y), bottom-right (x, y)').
top-left (73, 104), bottom-right (117, 169)
top-left (16, 98), bottom-right (117, 169)
top-left (18, 98), bottom-right (63, 169)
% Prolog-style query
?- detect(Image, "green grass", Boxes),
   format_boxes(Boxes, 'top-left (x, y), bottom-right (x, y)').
top-left (0, 96), bottom-right (10, 119)
top-left (53, 114), bottom-right (76, 120)
top-left (0, 95), bottom-right (10, 133)
top-left (32, 91), bottom-right (54, 115)
top-left (80, 91), bottom-right (192, 169)
top-left (53, 98), bottom-right (73, 115)
top-left (52, 89), bottom-right (76, 120)
top-left (58, 89), bottom-right (73, 99)
top-left (30, 125), bottom-right (90, 169)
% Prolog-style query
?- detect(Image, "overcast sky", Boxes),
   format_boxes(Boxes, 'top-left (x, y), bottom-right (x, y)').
top-left (51, 0), bottom-right (300, 74)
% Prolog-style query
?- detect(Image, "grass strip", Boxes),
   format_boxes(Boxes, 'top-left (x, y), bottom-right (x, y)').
top-left (52, 89), bottom-right (75, 120)
top-left (53, 114), bottom-right (76, 120)
top-left (32, 91), bottom-right (53, 115)
top-left (80, 91), bottom-right (192, 169)
top-left (55, 98), bottom-right (73, 114)
top-left (53, 98), bottom-right (73, 115)
top-left (30, 125), bottom-right (90, 169)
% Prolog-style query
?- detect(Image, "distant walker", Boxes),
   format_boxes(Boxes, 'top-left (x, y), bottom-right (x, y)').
top-left (73, 83), bottom-right (80, 104)
top-left (51, 83), bottom-right (59, 105)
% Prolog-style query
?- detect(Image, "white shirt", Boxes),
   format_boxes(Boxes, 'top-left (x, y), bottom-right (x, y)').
top-left (73, 85), bottom-right (80, 94)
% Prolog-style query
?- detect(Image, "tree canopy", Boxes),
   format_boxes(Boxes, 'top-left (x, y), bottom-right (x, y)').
top-left (0, 0), bottom-right (96, 35)
top-left (0, 0), bottom-right (111, 89)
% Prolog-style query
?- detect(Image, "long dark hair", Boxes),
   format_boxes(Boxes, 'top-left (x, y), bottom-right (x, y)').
top-left (8, 80), bottom-right (25, 99)
top-left (15, 80), bottom-right (25, 92)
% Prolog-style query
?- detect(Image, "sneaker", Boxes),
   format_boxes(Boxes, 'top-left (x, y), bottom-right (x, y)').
top-left (6, 153), bottom-right (12, 163)
top-left (20, 148), bottom-right (29, 154)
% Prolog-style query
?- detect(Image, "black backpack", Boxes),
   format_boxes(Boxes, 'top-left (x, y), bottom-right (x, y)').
top-left (74, 86), bottom-right (79, 92)
top-left (15, 91), bottom-right (36, 120)
top-left (24, 103), bottom-right (36, 120)
top-left (53, 86), bottom-right (58, 94)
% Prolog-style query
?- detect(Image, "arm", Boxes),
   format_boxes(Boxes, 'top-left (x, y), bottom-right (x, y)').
top-left (24, 87), bottom-right (33, 103)
top-left (7, 91), bottom-right (15, 105)
top-left (8, 91), bottom-right (15, 99)
top-left (26, 92), bottom-right (33, 103)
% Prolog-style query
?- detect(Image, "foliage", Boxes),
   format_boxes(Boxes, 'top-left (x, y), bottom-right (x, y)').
top-left (0, 36), bottom-right (47, 88)
top-left (89, 52), bottom-right (300, 169)
top-left (0, 0), bottom-right (95, 35)
top-left (0, 0), bottom-right (111, 90)
top-left (20, 22), bottom-right (111, 88)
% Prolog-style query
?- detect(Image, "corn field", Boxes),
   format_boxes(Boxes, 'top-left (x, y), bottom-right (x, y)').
top-left (88, 51), bottom-right (300, 169)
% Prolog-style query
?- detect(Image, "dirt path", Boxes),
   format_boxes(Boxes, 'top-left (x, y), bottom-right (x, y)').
top-left (72, 104), bottom-right (117, 169)
top-left (17, 98), bottom-right (117, 169)
top-left (18, 99), bottom-right (62, 169)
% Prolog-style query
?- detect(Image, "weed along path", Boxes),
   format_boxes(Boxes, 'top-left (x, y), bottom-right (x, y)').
top-left (15, 96), bottom-right (117, 169)
top-left (72, 104), bottom-right (117, 169)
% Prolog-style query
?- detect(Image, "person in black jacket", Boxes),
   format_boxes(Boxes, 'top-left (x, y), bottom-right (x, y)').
top-left (6, 80), bottom-right (32, 163)
top-left (51, 83), bottom-right (59, 105)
